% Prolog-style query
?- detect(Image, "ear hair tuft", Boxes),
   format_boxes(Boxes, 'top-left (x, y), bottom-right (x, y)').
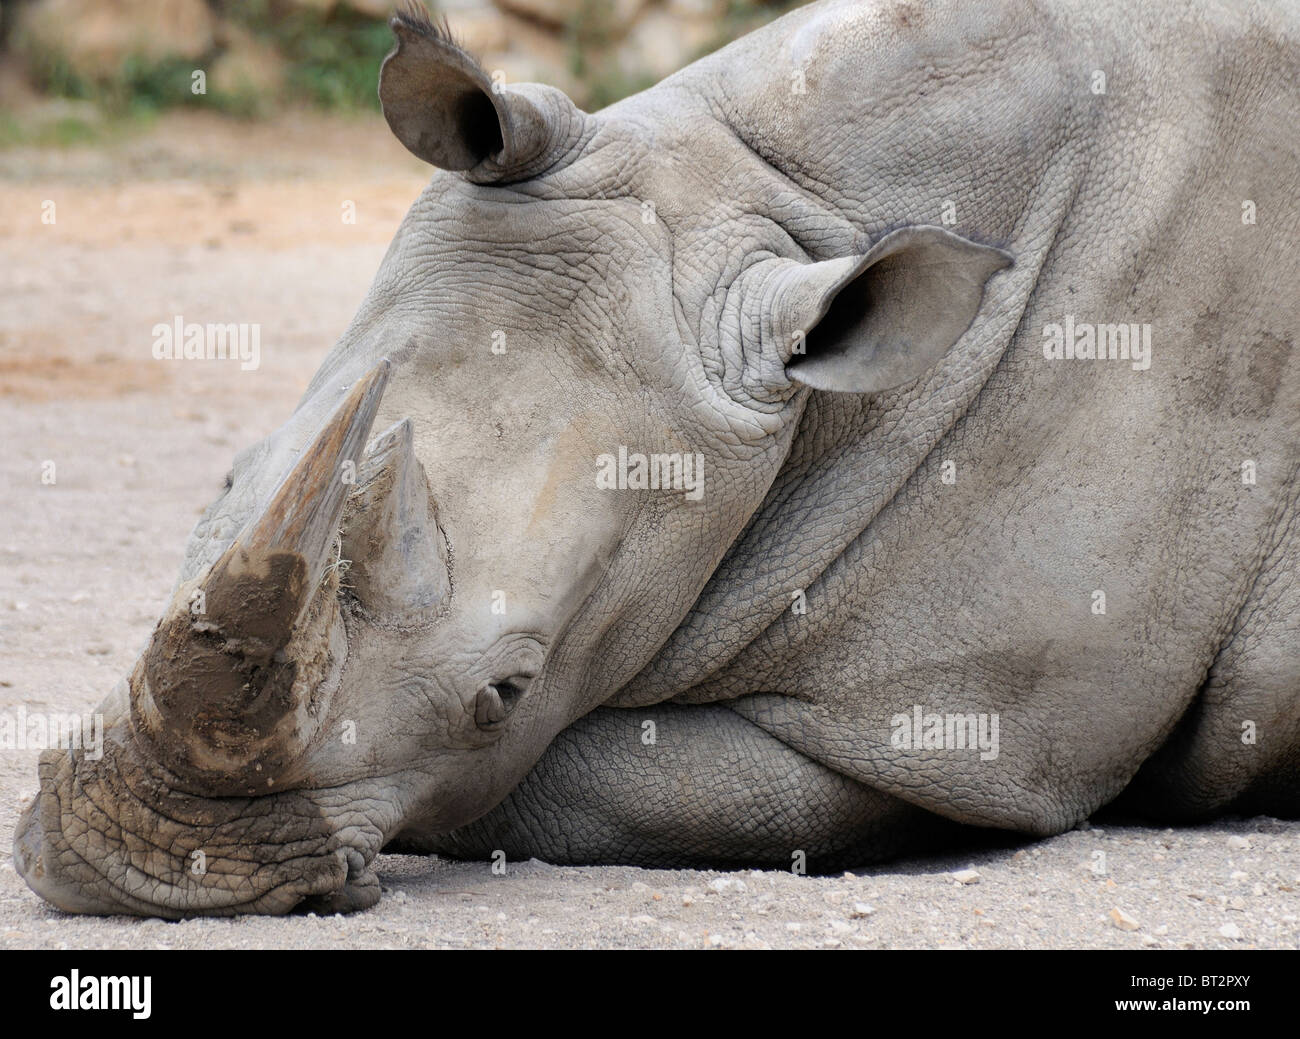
top-left (393, 2), bottom-right (460, 51)
top-left (379, 9), bottom-right (588, 181)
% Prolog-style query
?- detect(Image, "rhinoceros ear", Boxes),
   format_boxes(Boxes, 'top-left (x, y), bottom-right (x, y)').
top-left (379, 7), bottom-right (586, 183)
top-left (756, 226), bottom-right (1012, 396)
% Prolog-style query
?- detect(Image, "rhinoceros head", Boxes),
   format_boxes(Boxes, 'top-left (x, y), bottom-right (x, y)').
top-left (14, 9), bottom-right (1010, 916)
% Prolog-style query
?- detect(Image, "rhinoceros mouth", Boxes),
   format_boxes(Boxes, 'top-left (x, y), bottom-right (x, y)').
top-left (12, 728), bottom-right (390, 918)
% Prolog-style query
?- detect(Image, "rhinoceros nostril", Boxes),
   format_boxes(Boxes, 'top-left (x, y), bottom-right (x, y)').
top-left (473, 677), bottom-right (530, 728)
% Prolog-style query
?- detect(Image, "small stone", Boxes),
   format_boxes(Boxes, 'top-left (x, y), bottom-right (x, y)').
top-left (951, 869), bottom-right (981, 885)
top-left (1230, 871), bottom-right (1248, 882)
top-left (1227, 836), bottom-right (1251, 851)
top-left (1109, 907), bottom-right (1141, 931)
top-left (681, 895), bottom-right (694, 907)
top-left (849, 902), bottom-right (875, 919)
top-left (829, 920), bottom-right (853, 935)
top-left (708, 877), bottom-right (746, 894)
top-left (1219, 922), bottom-right (1243, 940)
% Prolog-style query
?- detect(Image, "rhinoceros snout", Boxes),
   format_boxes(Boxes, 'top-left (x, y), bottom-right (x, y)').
top-left (13, 792), bottom-right (124, 916)
top-left (15, 741), bottom-right (395, 919)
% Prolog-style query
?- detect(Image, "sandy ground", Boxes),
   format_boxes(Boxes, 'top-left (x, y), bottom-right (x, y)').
top-left (1, 111), bottom-right (1297, 949)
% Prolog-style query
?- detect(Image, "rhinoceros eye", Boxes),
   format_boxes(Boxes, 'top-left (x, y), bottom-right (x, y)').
top-left (473, 675), bottom-right (533, 728)
top-left (492, 678), bottom-right (529, 713)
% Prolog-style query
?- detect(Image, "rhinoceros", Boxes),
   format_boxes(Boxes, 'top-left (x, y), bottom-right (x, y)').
top-left (15, 0), bottom-right (1300, 917)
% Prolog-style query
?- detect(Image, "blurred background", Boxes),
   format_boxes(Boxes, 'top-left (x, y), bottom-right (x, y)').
top-left (0, 0), bottom-right (813, 820)
top-left (0, 0), bottom-right (810, 137)
top-left (0, 0), bottom-right (813, 831)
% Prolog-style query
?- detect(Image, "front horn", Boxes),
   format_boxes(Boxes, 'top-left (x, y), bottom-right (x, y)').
top-left (131, 361), bottom-right (390, 792)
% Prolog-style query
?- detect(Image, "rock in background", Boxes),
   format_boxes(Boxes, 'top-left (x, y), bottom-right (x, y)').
top-left (1, 0), bottom-right (810, 114)
top-left (11, 0), bottom-right (216, 82)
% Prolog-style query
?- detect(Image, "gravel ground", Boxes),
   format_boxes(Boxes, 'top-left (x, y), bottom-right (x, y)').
top-left (1, 818), bottom-right (1297, 949)
top-left (2, 110), bottom-right (1297, 950)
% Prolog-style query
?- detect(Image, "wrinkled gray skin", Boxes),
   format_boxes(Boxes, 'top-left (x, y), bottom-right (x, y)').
top-left (15, 0), bottom-right (1300, 916)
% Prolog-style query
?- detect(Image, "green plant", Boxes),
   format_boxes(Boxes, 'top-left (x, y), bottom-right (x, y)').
top-left (0, 113), bottom-right (100, 147)
top-left (692, 0), bottom-right (810, 63)
top-left (225, 0), bottom-right (394, 112)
